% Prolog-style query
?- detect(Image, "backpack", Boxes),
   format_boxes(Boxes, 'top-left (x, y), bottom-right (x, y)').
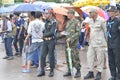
top-left (11, 22), bottom-right (17, 36)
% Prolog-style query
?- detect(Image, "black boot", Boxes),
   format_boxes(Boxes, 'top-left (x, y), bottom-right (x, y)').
top-left (48, 69), bottom-right (54, 77)
top-left (74, 70), bottom-right (81, 78)
top-left (94, 72), bottom-right (101, 80)
top-left (63, 72), bottom-right (71, 77)
top-left (109, 77), bottom-right (116, 80)
top-left (84, 71), bottom-right (94, 79)
top-left (37, 70), bottom-right (45, 77)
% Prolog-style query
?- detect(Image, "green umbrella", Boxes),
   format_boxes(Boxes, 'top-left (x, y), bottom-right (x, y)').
top-left (66, 42), bottom-right (73, 75)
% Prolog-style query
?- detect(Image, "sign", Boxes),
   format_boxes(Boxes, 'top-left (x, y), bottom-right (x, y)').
top-left (2, 0), bottom-right (14, 4)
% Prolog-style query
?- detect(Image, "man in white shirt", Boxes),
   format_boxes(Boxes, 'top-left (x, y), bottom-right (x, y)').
top-left (22, 12), bottom-right (45, 73)
top-left (1, 15), bottom-right (13, 60)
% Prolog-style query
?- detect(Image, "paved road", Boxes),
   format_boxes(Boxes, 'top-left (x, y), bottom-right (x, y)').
top-left (0, 39), bottom-right (111, 80)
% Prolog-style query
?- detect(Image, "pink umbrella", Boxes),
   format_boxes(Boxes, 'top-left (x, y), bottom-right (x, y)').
top-left (81, 6), bottom-right (109, 20)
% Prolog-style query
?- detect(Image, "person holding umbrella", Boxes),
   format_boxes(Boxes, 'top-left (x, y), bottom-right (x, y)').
top-left (61, 9), bottom-right (81, 78)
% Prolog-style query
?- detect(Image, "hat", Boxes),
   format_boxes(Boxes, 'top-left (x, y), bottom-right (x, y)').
top-left (107, 6), bottom-right (117, 12)
top-left (89, 8), bottom-right (98, 13)
top-left (43, 7), bottom-right (53, 13)
top-left (67, 9), bottom-right (75, 14)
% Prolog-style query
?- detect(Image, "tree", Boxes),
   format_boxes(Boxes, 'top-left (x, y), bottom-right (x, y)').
top-left (15, 0), bottom-right (24, 2)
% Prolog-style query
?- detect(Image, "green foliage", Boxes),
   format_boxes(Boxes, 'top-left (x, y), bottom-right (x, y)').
top-left (15, 0), bottom-right (23, 2)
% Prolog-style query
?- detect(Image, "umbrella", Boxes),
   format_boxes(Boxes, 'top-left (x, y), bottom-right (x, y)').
top-left (81, 6), bottom-right (109, 20)
top-left (66, 41), bottom-right (73, 75)
top-left (53, 7), bottom-right (68, 15)
top-left (0, 7), bottom-right (8, 13)
top-left (73, 0), bottom-right (110, 7)
top-left (9, 3), bottom-right (42, 12)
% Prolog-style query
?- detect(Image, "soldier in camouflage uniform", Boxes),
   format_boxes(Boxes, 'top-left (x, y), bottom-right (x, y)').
top-left (61, 9), bottom-right (81, 78)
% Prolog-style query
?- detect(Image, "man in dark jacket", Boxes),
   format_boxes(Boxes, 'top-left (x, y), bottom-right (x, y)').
top-left (107, 6), bottom-right (120, 80)
top-left (37, 7), bottom-right (57, 77)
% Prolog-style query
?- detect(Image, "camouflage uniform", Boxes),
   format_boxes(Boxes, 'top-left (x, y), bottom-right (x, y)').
top-left (65, 18), bottom-right (81, 72)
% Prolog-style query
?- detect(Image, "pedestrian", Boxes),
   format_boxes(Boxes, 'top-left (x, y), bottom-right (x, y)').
top-left (13, 12), bottom-right (25, 56)
top-left (37, 8), bottom-right (57, 77)
top-left (1, 14), bottom-right (14, 60)
top-left (107, 6), bottom-right (120, 80)
top-left (61, 9), bottom-right (81, 78)
top-left (84, 8), bottom-right (107, 80)
top-left (22, 12), bottom-right (45, 73)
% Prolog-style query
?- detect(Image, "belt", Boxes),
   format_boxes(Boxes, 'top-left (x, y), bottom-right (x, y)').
top-left (44, 36), bottom-right (54, 40)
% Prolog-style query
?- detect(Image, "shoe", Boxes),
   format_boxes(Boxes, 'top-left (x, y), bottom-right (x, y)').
top-left (48, 71), bottom-right (54, 77)
top-left (37, 70), bottom-right (45, 77)
top-left (17, 54), bottom-right (22, 57)
top-left (74, 70), bottom-right (81, 78)
top-left (109, 77), bottom-right (116, 80)
top-left (14, 52), bottom-right (20, 56)
top-left (84, 71), bottom-right (94, 79)
top-left (63, 72), bottom-right (71, 77)
top-left (94, 72), bottom-right (101, 80)
top-left (3, 56), bottom-right (9, 59)
top-left (7, 57), bottom-right (14, 60)
top-left (22, 69), bottom-right (30, 73)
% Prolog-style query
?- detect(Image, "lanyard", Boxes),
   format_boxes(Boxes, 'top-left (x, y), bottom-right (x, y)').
top-left (107, 21), bottom-right (114, 38)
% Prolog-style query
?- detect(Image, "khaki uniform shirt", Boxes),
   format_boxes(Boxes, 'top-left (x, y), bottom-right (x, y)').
top-left (88, 16), bottom-right (107, 47)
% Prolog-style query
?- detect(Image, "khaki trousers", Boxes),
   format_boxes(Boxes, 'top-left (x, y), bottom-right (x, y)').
top-left (87, 45), bottom-right (105, 72)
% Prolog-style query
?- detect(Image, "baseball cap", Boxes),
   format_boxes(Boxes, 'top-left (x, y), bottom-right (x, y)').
top-left (107, 6), bottom-right (117, 12)
top-left (67, 9), bottom-right (75, 14)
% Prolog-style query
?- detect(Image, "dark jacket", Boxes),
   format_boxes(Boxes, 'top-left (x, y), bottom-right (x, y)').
top-left (43, 18), bottom-right (57, 38)
top-left (107, 17), bottom-right (120, 48)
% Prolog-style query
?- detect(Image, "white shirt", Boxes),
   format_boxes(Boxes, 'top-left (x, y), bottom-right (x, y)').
top-left (27, 19), bottom-right (45, 43)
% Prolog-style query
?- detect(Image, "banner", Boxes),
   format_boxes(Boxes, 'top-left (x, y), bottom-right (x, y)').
top-left (2, 0), bottom-right (14, 4)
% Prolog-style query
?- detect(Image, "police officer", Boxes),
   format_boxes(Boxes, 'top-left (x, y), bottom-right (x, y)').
top-left (84, 8), bottom-right (107, 80)
top-left (107, 6), bottom-right (120, 80)
top-left (37, 8), bottom-right (57, 77)
top-left (62, 9), bottom-right (81, 78)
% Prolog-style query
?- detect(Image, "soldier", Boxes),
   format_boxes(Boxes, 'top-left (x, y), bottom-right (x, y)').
top-left (37, 8), bottom-right (57, 77)
top-left (61, 9), bottom-right (81, 78)
top-left (107, 6), bottom-right (120, 80)
top-left (84, 8), bottom-right (107, 80)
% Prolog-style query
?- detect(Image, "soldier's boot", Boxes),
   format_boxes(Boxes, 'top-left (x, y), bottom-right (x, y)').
top-left (63, 72), bottom-right (71, 77)
top-left (74, 69), bottom-right (81, 78)
top-left (37, 69), bottom-right (45, 77)
top-left (84, 71), bottom-right (94, 79)
top-left (48, 69), bottom-right (54, 77)
top-left (94, 72), bottom-right (101, 80)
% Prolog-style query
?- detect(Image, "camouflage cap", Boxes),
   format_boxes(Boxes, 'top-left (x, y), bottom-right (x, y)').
top-left (67, 9), bottom-right (75, 14)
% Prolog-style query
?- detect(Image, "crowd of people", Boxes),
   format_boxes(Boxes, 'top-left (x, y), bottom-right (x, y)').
top-left (0, 4), bottom-right (120, 80)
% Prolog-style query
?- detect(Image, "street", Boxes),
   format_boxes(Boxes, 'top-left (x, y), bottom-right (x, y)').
top-left (0, 39), bottom-right (111, 80)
